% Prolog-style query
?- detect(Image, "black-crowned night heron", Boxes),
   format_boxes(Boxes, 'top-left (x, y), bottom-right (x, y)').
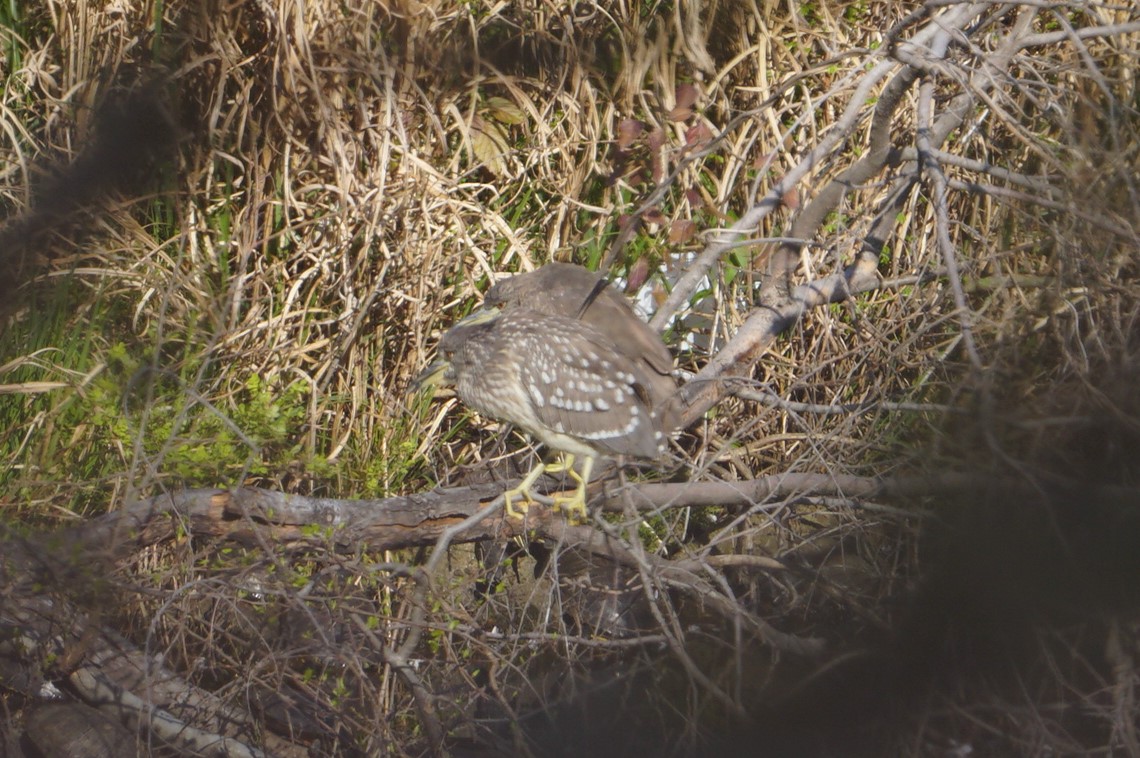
top-left (416, 305), bottom-right (668, 521)
top-left (483, 263), bottom-right (681, 432)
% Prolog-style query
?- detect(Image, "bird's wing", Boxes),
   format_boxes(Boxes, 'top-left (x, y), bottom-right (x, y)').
top-left (517, 321), bottom-right (662, 459)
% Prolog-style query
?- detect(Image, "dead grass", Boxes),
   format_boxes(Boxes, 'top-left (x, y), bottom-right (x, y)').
top-left (1, 0), bottom-right (1138, 755)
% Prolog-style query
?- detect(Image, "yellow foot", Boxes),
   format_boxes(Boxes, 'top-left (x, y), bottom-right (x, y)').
top-left (551, 487), bottom-right (589, 525)
top-left (501, 455), bottom-right (596, 523)
top-left (502, 485), bottom-right (536, 519)
top-left (545, 454), bottom-right (594, 525)
top-left (501, 462), bottom-right (547, 520)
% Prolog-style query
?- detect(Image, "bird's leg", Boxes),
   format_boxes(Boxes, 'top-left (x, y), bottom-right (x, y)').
top-left (541, 453), bottom-right (574, 477)
top-left (502, 462), bottom-right (548, 519)
top-left (540, 454), bottom-right (575, 517)
top-left (502, 454), bottom-right (593, 523)
top-left (548, 455), bottom-right (593, 525)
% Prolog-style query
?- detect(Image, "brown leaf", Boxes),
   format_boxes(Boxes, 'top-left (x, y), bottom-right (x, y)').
top-left (675, 83), bottom-right (699, 110)
top-left (668, 83), bottom-right (699, 121)
top-left (626, 257), bottom-right (650, 292)
top-left (647, 127), bottom-right (666, 152)
top-left (627, 166), bottom-right (650, 185)
top-left (485, 96), bottom-right (526, 125)
top-left (643, 207), bottom-right (668, 226)
top-left (752, 151), bottom-right (775, 170)
top-left (607, 153), bottom-right (628, 185)
top-left (684, 123), bottom-right (712, 148)
top-left (617, 119), bottom-right (645, 149)
top-left (471, 117), bottom-right (509, 176)
top-left (668, 219), bottom-right (698, 244)
top-left (782, 186), bottom-right (800, 210)
top-left (684, 187), bottom-right (703, 207)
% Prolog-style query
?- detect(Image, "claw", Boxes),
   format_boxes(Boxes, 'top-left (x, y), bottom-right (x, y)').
top-left (552, 490), bottom-right (588, 525)
top-left (547, 455), bottom-right (594, 525)
top-left (501, 462), bottom-right (548, 519)
top-left (502, 486), bottom-right (536, 518)
top-left (499, 453), bottom-right (595, 523)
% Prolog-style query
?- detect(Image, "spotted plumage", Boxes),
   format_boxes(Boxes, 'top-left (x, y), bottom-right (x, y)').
top-left (483, 263), bottom-right (680, 431)
top-left (422, 300), bottom-right (670, 521)
top-left (439, 308), bottom-right (665, 461)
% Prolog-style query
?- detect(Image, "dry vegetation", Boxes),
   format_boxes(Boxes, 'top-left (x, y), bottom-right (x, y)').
top-left (1, 0), bottom-right (1139, 756)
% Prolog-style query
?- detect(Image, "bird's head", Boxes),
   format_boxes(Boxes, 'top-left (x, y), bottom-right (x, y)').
top-left (410, 308), bottom-right (501, 394)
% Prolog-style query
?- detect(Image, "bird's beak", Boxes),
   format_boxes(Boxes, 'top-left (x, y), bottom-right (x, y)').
top-left (411, 358), bottom-right (452, 394)
top-left (411, 307), bottom-right (500, 395)
top-left (454, 306), bottom-right (501, 326)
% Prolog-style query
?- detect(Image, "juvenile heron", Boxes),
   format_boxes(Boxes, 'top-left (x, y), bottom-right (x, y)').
top-left (416, 305), bottom-right (667, 521)
top-left (484, 263), bottom-right (680, 431)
